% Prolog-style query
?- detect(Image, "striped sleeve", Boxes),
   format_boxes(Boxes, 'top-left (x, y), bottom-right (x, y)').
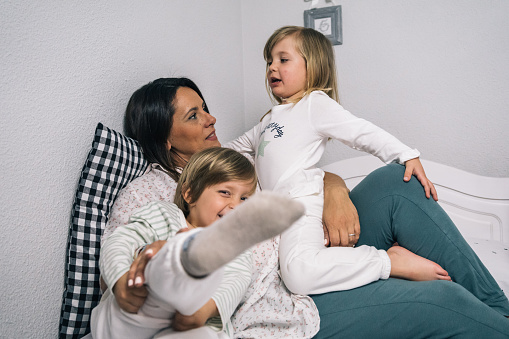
top-left (99, 201), bottom-right (186, 290)
top-left (207, 250), bottom-right (253, 334)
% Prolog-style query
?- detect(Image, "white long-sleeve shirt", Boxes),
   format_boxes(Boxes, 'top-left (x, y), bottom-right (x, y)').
top-left (227, 91), bottom-right (419, 197)
top-left (225, 91), bottom-right (420, 197)
top-left (226, 91), bottom-right (420, 292)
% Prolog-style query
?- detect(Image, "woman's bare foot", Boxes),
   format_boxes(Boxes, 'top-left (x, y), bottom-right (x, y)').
top-left (387, 245), bottom-right (452, 281)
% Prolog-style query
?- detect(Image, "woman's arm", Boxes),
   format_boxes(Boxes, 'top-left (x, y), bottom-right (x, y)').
top-left (323, 171), bottom-right (360, 247)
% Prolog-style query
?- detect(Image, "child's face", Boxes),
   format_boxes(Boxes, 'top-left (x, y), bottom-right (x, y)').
top-left (267, 35), bottom-right (307, 102)
top-left (185, 180), bottom-right (255, 228)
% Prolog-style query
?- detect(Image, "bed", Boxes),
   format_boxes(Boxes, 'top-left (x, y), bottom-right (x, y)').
top-left (59, 123), bottom-right (509, 337)
top-left (322, 156), bottom-right (509, 298)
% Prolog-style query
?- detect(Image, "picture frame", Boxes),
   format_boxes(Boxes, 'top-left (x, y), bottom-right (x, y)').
top-left (304, 5), bottom-right (342, 45)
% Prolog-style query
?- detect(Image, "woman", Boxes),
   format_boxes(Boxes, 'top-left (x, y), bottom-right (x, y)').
top-left (105, 78), bottom-right (509, 338)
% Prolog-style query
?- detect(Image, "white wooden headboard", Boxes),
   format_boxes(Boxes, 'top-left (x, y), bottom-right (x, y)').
top-left (321, 156), bottom-right (509, 296)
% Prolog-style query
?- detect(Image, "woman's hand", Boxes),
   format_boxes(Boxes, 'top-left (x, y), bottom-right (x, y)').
top-left (128, 240), bottom-right (167, 287)
top-left (172, 299), bottom-right (219, 331)
top-left (323, 172), bottom-right (360, 247)
top-left (112, 272), bottom-right (148, 313)
top-left (111, 240), bottom-right (167, 313)
top-left (403, 158), bottom-right (438, 201)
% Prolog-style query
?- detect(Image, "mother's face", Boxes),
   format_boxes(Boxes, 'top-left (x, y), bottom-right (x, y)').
top-left (168, 87), bottom-right (220, 164)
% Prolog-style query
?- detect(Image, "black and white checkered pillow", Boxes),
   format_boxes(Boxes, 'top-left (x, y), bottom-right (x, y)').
top-left (59, 123), bottom-right (148, 338)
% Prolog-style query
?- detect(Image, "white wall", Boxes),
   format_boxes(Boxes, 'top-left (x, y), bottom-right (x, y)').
top-left (241, 0), bottom-right (509, 177)
top-left (1, 1), bottom-right (508, 338)
top-left (0, 1), bottom-right (244, 337)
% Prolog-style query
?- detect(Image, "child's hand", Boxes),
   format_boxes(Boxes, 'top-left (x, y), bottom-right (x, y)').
top-left (112, 272), bottom-right (148, 314)
top-left (172, 299), bottom-right (219, 331)
top-left (404, 158), bottom-right (438, 201)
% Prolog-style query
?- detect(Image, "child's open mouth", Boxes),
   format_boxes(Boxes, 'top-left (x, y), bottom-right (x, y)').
top-left (270, 77), bottom-right (281, 85)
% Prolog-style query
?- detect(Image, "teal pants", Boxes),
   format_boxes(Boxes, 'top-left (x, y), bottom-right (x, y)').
top-left (312, 164), bottom-right (509, 338)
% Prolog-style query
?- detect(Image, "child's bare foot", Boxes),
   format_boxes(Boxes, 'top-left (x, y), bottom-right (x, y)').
top-left (387, 245), bottom-right (452, 281)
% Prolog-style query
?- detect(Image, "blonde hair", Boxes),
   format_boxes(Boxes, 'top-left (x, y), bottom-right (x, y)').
top-left (263, 26), bottom-right (339, 105)
top-left (174, 147), bottom-right (257, 217)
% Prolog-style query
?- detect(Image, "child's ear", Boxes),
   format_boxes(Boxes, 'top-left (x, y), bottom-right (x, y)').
top-left (166, 140), bottom-right (172, 150)
top-left (183, 187), bottom-right (193, 204)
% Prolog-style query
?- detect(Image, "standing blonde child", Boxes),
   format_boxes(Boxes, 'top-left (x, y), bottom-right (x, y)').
top-left (89, 147), bottom-right (304, 339)
top-left (227, 26), bottom-right (452, 295)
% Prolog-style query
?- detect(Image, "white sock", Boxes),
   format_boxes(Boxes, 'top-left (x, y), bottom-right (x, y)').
top-left (180, 191), bottom-right (304, 277)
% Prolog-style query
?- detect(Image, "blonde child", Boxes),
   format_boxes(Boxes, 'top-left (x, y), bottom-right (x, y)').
top-left (89, 147), bottom-right (304, 338)
top-left (227, 26), bottom-right (450, 295)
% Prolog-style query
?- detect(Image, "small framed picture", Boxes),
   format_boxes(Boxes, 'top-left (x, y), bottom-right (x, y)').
top-left (304, 5), bottom-right (342, 45)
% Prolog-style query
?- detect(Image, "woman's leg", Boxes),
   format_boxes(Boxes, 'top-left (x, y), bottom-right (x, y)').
top-left (351, 163), bottom-right (509, 315)
top-left (312, 278), bottom-right (509, 339)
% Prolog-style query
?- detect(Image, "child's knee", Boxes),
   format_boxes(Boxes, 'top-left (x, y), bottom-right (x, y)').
top-left (280, 260), bottom-right (317, 295)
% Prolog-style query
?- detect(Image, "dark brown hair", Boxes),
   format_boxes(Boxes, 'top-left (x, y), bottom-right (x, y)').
top-left (124, 77), bottom-right (209, 181)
